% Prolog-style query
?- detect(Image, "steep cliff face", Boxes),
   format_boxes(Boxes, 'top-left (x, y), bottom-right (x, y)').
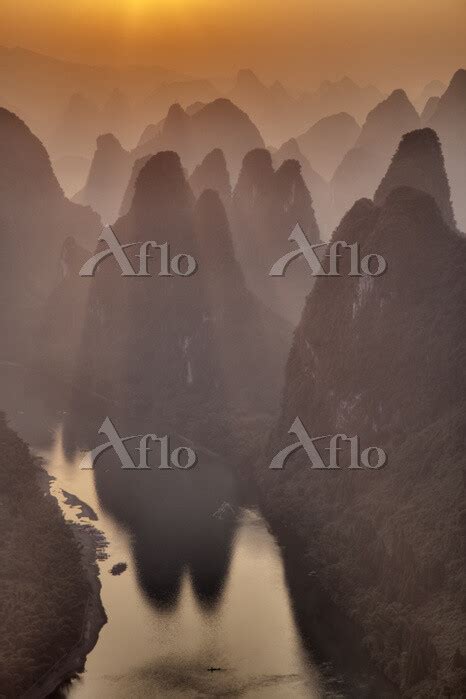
top-left (73, 133), bottom-right (131, 224)
top-left (260, 186), bottom-right (466, 695)
top-left (0, 108), bottom-right (101, 360)
top-left (331, 90), bottom-right (420, 226)
top-left (429, 68), bottom-right (466, 230)
top-left (73, 151), bottom-right (290, 450)
top-left (232, 149), bottom-right (321, 323)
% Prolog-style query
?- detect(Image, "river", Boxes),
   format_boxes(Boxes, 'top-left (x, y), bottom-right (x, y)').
top-left (1, 365), bottom-right (393, 698)
top-left (39, 427), bottom-right (324, 698)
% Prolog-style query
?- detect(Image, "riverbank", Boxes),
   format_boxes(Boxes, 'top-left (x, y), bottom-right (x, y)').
top-left (269, 520), bottom-right (397, 698)
top-left (22, 470), bottom-right (107, 699)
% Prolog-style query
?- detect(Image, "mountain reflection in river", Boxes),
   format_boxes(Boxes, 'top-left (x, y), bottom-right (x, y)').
top-left (41, 424), bottom-right (324, 698)
top-left (0, 367), bottom-right (395, 698)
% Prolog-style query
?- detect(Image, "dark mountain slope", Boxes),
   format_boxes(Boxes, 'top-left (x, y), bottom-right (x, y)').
top-left (260, 187), bottom-right (466, 696)
top-left (72, 152), bottom-right (290, 452)
top-left (0, 108), bottom-right (101, 360)
top-left (0, 413), bottom-right (101, 698)
top-left (374, 128), bottom-right (456, 228)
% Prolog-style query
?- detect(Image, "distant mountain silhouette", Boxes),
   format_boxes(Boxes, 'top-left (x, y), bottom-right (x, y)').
top-left (157, 103), bottom-right (192, 155)
top-left (113, 99), bottom-right (264, 217)
top-left (296, 112), bottom-right (360, 180)
top-left (80, 98), bottom-right (255, 223)
top-left (374, 128), bottom-right (455, 228)
top-left (0, 45), bottom-right (188, 145)
top-left (51, 92), bottom-right (100, 159)
top-left (331, 89), bottom-right (420, 226)
top-left (52, 154), bottom-right (91, 197)
top-left (428, 68), bottom-right (466, 230)
top-left (300, 76), bottom-right (384, 124)
top-left (229, 74), bottom-right (383, 147)
top-left (415, 79), bottom-right (446, 112)
top-left (273, 138), bottom-right (331, 237)
top-left (136, 98), bottom-right (265, 178)
top-left (189, 149), bottom-right (232, 206)
top-left (230, 69), bottom-right (271, 107)
top-left (0, 108), bottom-right (100, 360)
top-left (420, 96), bottom-right (440, 124)
top-left (185, 101), bottom-right (206, 116)
top-left (228, 69), bottom-right (298, 145)
top-left (73, 133), bottom-right (131, 223)
top-left (262, 185), bottom-right (466, 697)
top-left (269, 80), bottom-right (291, 104)
top-left (135, 101), bottom-right (205, 149)
top-left (135, 71), bottom-right (383, 150)
top-left (136, 122), bottom-right (162, 148)
top-left (100, 88), bottom-right (133, 146)
top-left (356, 90), bottom-right (420, 153)
top-left (232, 149), bottom-right (321, 322)
top-left (143, 80), bottom-right (219, 125)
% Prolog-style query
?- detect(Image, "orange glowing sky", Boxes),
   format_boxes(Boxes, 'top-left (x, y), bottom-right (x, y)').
top-left (1, 0), bottom-right (465, 89)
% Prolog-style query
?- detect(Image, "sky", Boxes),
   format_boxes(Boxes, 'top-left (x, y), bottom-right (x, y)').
top-left (1, 0), bottom-right (466, 90)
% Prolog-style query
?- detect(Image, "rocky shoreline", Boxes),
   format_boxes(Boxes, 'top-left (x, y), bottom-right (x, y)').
top-left (22, 471), bottom-right (107, 699)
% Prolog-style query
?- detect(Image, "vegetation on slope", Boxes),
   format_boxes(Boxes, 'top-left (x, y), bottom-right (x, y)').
top-left (0, 412), bottom-right (90, 697)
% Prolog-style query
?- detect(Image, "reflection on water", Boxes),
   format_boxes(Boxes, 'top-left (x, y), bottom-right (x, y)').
top-left (40, 428), bottom-right (323, 698)
top-left (1, 366), bottom-right (394, 698)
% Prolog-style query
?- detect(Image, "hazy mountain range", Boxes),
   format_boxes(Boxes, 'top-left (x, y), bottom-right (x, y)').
top-left (0, 46), bottom-right (465, 697)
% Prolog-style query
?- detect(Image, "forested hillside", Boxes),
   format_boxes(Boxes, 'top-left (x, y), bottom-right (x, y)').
top-left (0, 413), bottom-right (92, 697)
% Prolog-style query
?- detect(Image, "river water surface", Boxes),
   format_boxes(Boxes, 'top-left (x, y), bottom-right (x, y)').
top-left (2, 365), bottom-right (393, 699)
top-left (39, 428), bottom-right (325, 698)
